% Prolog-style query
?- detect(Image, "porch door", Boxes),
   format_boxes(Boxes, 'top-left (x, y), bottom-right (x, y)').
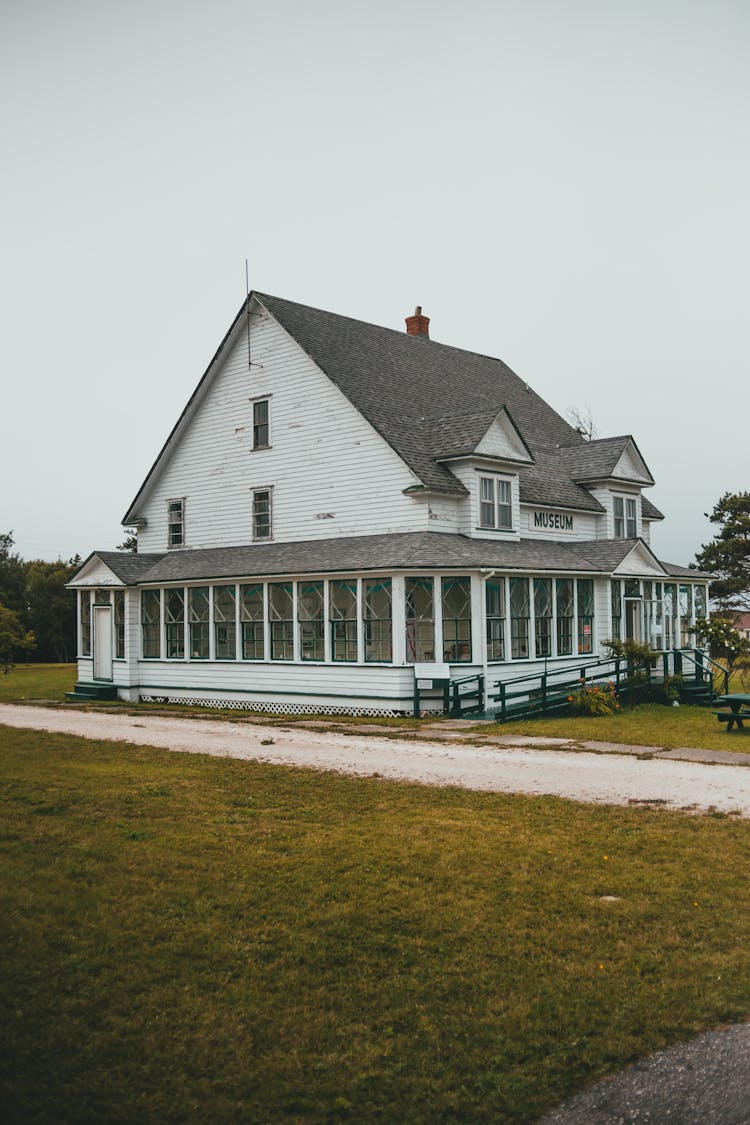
top-left (93, 606), bottom-right (113, 681)
top-left (625, 601), bottom-right (641, 642)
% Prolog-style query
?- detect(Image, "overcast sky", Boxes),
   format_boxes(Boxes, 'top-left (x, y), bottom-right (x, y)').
top-left (2, 0), bottom-right (747, 566)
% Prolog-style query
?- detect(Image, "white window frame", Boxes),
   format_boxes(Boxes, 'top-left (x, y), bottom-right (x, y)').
top-left (251, 395), bottom-right (271, 451)
top-left (478, 476), bottom-right (513, 532)
top-left (252, 486), bottom-right (273, 541)
top-left (613, 494), bottom-right (638, 539)
top-left (167, 498), bottom-right (185, 548)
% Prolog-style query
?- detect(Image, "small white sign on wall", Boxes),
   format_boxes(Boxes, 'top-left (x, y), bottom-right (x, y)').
top-left (413, 663), bottom-right (452, 681)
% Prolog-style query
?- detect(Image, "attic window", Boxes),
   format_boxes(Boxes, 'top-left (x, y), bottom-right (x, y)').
top-left (167, 499), bottom-right (185, 548)
top-left (252, 398), bottom-right (270, 450)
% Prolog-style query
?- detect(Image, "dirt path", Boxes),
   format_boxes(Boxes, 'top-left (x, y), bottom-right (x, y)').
top-left (2, 704), bottom-right (750, 816)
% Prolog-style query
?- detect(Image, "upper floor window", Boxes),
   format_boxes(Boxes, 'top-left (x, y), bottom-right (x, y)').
top-left (613, 495), bottom-right (637, 538)
top-left (252, 488), bottom-right (272, 540)
top-left (252, 398), bottom-right (270, 450)
top-left (168, 499), bottom-right (185, 548)
top-left (479, 477), bottom-right (513, 530)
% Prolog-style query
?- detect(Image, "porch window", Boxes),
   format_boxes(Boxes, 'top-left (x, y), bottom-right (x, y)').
top-left (509, 577), bottom-right (529, 660)
top-left (114, 590), bottom-right (125, 659)
top-left (442, 576), bottom-right (472, 663)
top-left (577, 579), bottom-right (594, 654)
top-left (165, 588), bottom-right (185, 659)
top-left (533, 578), bottom-right (553, 658)
top-left (168, 499), bottom-right (184, 548)
top-left (664, 584), bottom-right (677, 649)
top-left (252, 488), bottom-right (272, 541)
top-left (269, 583), bottom-right (293, 660)
top-left (240, 583), bottom-right (264, 660)
top-left (694, 585), bottom-right (707, 621)
top-left (679, 584), bottom-right (692, 647)
top-left (479, 477), bottom-right (513, 530)
top-left (298, 581), bottom-right (324, 661)
top-left (556, 579), bottom-right (573, 656)
top-left (610, 580), bottom-right (622, 641)
top-left (214, 585), bottom-right (237, 660)
top-left (188, 587), bottom-right (210, 659)
top-left (363, 578), bottom-right (392, 663)
top-left (330, 580), bottom-right (358, 662)
top-left (405, 577), bottom-right (434, 663)
top-left (80, 591), bottom-right (91, 656)
top-left (141, 590), bottom-right (161, 659)
top-left (485, 578), bottom-right (505, 662)
top-left (252, 398), bottom-right (270, 449)
top-left (642, 581), bottom-right (663, 650)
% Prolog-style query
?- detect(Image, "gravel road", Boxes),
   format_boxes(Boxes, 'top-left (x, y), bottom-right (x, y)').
top-left (3, 704), bottom-right (750, 816)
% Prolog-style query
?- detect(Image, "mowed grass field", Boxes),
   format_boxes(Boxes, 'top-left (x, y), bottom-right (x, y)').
top-left (1, 725), bottom-right (750, 1123)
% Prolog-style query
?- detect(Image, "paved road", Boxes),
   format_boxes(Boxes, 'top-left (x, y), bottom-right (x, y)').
top-left (539, 1022), bottom-right (750, 1124)
top-left (3, 704), bottom-right (750, 816)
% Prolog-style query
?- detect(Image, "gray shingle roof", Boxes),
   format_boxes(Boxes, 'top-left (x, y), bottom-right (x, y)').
top-left (79, 551), bottom-right (167, 584)
top-left (661, 561), bottom-right (713, 579)
top-left (555, 436), bottom-right (654, 484)
top-left (256, 293), bottom-right (587, 499)
top-left (641, 496), bottom-right (664, 521)
top-left (78, 534), bottom-right (703, 585)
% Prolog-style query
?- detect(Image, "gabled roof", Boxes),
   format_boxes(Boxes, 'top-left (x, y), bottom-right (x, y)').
top-left (256, 292), bottom-right (584, 499)
top-left (124, 292), bottom-right (657, 523)
top-left (556, 435), bottom-right (655, 486)
top-left (68, 551), bottom-right (166, 587)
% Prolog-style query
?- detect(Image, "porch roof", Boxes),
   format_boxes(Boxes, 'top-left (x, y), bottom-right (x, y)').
top-left (75, 533), bottom-right (710, 585)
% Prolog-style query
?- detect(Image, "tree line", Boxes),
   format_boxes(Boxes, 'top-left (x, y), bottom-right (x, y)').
top-left (0, 532), bottom-right (80, 670)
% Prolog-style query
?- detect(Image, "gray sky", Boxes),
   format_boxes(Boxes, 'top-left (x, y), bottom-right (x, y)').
top-left (2, 0), bottom-right (747, 566)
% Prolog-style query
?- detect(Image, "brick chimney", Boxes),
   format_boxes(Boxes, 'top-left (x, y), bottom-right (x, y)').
top-left (405, 305), bottom-right (430, 337)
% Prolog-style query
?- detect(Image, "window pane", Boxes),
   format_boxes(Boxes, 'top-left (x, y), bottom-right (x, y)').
top-left (497, 480), bottom-right (512, 529)
top-left (479, 478), bottom-right (495, 527)
top-left (240, 583), bottom-right (264, 660)
top-left (253, 490), bottom-right (272, 540)
top-left (80, 591), bottom-right (91, 655)
top-left (298, 582), bottom-right (324, 661)
top-left (269, 583), bottom-right (293, 660)
top-left (168, 500), bottom-right (184, 547)
top-left (533, 578), bottom-right (552, 658)
top-left (141, 589), bottom-right (160, 659)
top-left (363, 578), bottom-right (392, 663)
top-left (405, 577), bottom-right (434, 663)
top-left (442, 576), bottom-right (471, 662)
top-left (577, 579), bottom-right (594, 654)
top-left (613, 496), bottom-right (624, 537)
top-left (188, 587), bottom-right (209, 660)
top-left (556, 579), bottom-right (573, 656)
top-left (253, 399), bottom-right (269, 448)
top-left (485, 578), bottom-right (505, 662)
top-left (626, 498), bottom-right (637, 537)
top-left (330, 580), bottom-right (357, 661)
top-left (509, 577), bottom-right (529, 660)
top-left (114, 590), bottom-right (125, 659)
top-left (610, 580), bottom-right (622, 641)
top-left (165, 588), bottom-right (185, 659)
top-left (214, 585), bottom-right (237, 660)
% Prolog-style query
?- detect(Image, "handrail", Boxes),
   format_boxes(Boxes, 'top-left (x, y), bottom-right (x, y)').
top-left (676, 647), bottom-right (729, 696)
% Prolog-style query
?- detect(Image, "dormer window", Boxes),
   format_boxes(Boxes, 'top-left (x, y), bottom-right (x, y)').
top-left (614, 495), bottom-right (637, 538)
top-left (479, 477), bottom-right (513, 530)
top-left (167, 499), bottom-right (185, 548)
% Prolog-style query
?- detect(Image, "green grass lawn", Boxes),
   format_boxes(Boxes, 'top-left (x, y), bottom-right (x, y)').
top-left (1, 727), bottom-right (750, 1123)
top-left (474, 702), bottom-right (750, 753)
top-left (0, 663), bottom-right (76, 703)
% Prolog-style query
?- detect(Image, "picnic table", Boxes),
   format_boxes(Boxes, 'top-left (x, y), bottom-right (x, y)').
top-left (712, 694), bottom-right (750, 731)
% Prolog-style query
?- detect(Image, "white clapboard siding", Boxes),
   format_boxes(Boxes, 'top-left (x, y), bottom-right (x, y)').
top-left (137, 308), bottom-right (430, 552)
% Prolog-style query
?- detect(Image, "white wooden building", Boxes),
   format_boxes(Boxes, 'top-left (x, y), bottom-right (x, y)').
top-left (69, 295), bottom-right (710, 714)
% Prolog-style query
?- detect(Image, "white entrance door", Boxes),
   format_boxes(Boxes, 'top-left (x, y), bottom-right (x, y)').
top-left (93, 606), bottom-right (113, 681)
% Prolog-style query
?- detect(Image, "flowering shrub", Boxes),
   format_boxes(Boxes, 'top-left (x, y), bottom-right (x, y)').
top-left (567, 679), bottom-right (621, 716)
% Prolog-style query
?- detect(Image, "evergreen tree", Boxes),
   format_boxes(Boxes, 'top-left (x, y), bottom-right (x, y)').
top-left (695, 492), bottom-right (750, 610)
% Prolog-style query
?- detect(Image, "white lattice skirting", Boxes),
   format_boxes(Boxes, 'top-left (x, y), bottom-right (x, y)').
top-left (138, 694), bottom-right (406, 718)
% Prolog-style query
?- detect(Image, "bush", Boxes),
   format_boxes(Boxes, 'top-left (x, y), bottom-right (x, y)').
top-left (567, 680), bottom-right (621, 716)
